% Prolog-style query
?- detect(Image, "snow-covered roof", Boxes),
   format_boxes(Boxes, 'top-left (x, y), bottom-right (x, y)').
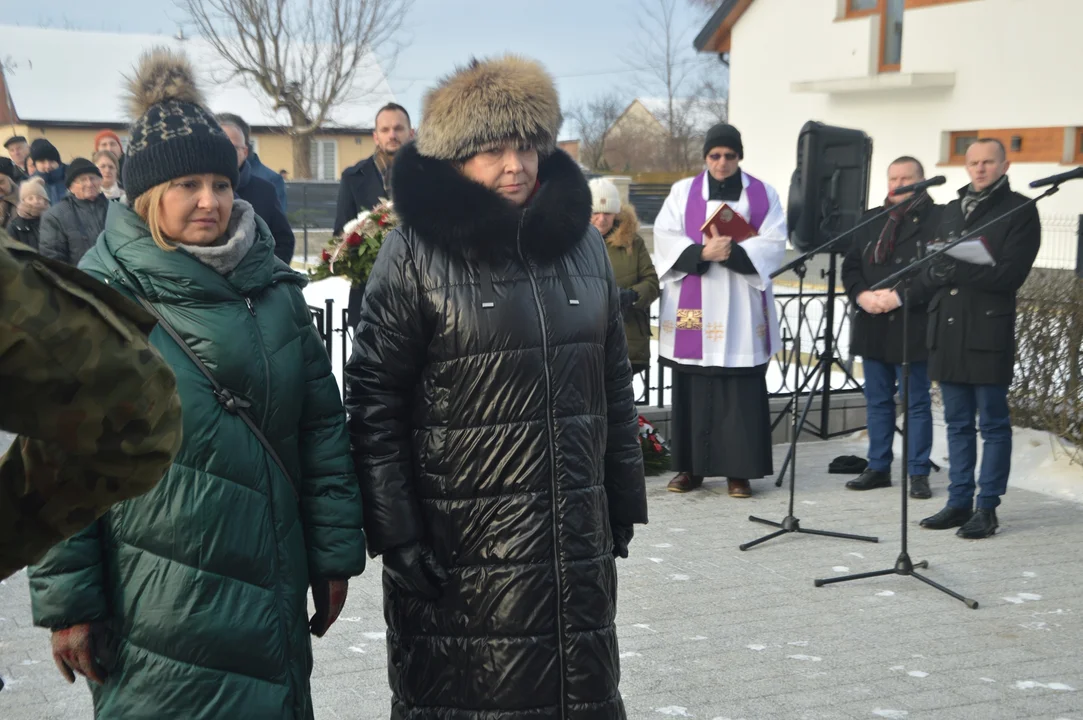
top-left (0, 25), bottom-right (395, 129)
top-left (637, 97), bottom-right (726, 135)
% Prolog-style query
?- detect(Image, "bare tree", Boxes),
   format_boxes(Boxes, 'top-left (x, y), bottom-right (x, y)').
top-left (630, 0), bottom-right (720, 172)
top-left (565, 93), bottom-right (627, 171)
top-left (177, 0), bottom-right (410, 178)
top-left (685, 0), bottom-right (725, 10)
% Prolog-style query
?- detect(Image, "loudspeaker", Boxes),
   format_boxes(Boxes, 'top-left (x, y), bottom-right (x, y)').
top-left (787, 121), bottom-right (873, 253)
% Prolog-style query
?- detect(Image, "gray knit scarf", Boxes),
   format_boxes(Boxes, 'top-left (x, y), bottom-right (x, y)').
top-left (178, 200), bottom-right (257, 275)
top-left (961, 175), bottom-right (1008, 220)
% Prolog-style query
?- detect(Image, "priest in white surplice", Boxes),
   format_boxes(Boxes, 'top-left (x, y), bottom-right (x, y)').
top-left (655, 124), bottom-right (787, 498)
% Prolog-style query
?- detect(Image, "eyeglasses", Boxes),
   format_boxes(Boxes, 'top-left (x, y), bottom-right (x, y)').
top-left (708, 152), bottom-right (739, 162)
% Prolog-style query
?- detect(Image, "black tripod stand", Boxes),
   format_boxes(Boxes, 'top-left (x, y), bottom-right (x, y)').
top-left (813, 181), bottom-right (1064, 606)
top-left (740, 207), bottom-right (899, 551)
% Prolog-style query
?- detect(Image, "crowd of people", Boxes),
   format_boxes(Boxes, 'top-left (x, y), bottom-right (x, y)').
top-left (0, 38), bottom-right (1041, 719)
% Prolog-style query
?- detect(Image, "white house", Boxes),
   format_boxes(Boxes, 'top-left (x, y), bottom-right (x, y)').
top-left (695, 0), bottom-right (1081, 270)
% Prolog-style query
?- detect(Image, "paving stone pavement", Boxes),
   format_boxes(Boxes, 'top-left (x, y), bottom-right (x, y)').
top-left (1, 435), bottom-right (1081, 719)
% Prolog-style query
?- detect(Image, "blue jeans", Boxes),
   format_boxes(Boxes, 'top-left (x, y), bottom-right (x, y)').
top-left (940, 382), bottom-right (1012, 510)
top-left (863, 358), bottom-right (932, 476)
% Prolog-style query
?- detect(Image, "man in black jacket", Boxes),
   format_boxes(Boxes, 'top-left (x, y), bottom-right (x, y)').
top-left (918, 138), bottom-right (1041, 539)
top-left (334, 103), bottom-right (413, 325)
top-left (842, 156), bottom-right (942, 500)
top-left (218, 114), bottom-right (296, 265)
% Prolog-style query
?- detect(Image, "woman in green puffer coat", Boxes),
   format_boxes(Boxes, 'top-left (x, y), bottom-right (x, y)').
top-left (589, 178), bottom-right (660, 373)
top-left (26, 48), bottom-right (366, 720)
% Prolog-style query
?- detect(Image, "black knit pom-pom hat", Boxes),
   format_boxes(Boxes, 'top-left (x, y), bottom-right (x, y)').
top-left (121, 47), bottom-right (238, 201)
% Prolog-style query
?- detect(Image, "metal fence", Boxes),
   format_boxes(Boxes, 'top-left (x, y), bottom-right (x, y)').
top-left (1036, 213), bottom-right (1081, 271)
top-left (307, 288), bottom-right (861, 412)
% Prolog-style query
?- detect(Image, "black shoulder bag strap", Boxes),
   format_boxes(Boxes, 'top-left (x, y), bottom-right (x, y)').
top-left (133, 295), bottom-right (299, 500)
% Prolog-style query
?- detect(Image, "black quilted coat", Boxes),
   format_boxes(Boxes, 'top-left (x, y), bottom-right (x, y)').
top-left (344, 143), bottom-right (647, 719)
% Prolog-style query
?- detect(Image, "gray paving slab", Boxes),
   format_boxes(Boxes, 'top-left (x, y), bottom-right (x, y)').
top-left (1, 435), bottom-right (1081, 719)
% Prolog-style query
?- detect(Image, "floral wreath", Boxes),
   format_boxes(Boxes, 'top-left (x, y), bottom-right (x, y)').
top-left (308, 198), bottom-right (398, 286)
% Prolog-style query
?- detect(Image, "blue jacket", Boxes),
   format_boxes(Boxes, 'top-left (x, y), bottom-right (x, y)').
top-left (249, 152), bottom-right (288, 213)
top-left (237, 160), bottom-right (295, 264)
top-left (34, 164), bottom-right (68, 205)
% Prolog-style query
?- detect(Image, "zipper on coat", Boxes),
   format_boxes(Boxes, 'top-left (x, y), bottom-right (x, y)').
top-left (243, 292), bottom-right (302, 715)
top-left (516, 223), bottom-right (568, 720)
top-left (243, 296), bottom-right (272, 429)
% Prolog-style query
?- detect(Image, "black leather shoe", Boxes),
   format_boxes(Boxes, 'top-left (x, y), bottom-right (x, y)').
top-left (957, 508), bottom-right (998, 539)
top-left (919, 505), bottom-right (972, 530)
top-left (846, 469), bottom-right (891, 491)
top-left (909, 475), bottom-right (932, 499)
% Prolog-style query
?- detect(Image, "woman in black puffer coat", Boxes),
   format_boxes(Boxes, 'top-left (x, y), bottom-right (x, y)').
top-left (344, 55), bottom-right (647, 720)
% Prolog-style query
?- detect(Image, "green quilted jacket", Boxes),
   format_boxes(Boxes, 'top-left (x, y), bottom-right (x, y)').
top-left (27, 201), bottom-right (366, 719)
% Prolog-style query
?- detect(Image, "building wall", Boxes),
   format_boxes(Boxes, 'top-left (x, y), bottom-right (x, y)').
top-left (728, 0), bottom-right (1083, 268)
top-left (1, 124), bottom-right (377, 182)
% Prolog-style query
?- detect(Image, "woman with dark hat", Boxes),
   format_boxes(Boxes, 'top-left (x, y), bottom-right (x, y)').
top-left (38, 158), bottom-right (109, 265)
top-left (27, 48), bottom-right (366, 719)
top-left (29, 138), bottom-right (68, 204)
top-left (345, 55), bottom-right (647, 718)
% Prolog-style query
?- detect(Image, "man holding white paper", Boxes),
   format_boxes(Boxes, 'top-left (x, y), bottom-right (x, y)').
top-left (654, 123), bottom-right (787, 498)
top-left (917, 138), bottom-right (1041, 539)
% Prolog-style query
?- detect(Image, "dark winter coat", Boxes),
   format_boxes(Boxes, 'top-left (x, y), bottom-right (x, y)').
top-left (5, 213), bottom-right (40, 251)
top-left (604, 205), bottom-right (659, 368)
top-left (237, 159), bottom-right (296, 264)
top-left (333, 154), bottom-right (384, 236)
top-left (34, 164), bottom-right (68, 205)
top-left (921, 179), bottom-right (1041, 386)
top-left (28, 201), bottom-right (366, 720)
top-left (842, 200), bottom-right (943, 365)
top-left (250, 151), bottom-right (288, 212)
top-left (344, 142), bottom-right (647, 719)
top-left (39, 193), bottom-right (108, 266)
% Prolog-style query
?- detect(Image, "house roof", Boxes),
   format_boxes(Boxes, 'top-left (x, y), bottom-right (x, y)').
top-left (635, 98), bottom-right (726, 134)
top-left (693, 0), bottom-right (755, 54)
top-left (0, 25), bottom-right (395, 130)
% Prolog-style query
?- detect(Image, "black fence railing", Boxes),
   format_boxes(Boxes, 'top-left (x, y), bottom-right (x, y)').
top-left (308, 289), bottom-right (862, 408)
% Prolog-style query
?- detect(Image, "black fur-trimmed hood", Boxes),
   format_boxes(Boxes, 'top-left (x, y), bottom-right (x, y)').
top-left (390, 141), bottom-right (592, 264)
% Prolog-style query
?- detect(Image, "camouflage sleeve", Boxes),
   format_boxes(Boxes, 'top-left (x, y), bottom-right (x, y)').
top-left (0, 241), bottom-right (183, 579)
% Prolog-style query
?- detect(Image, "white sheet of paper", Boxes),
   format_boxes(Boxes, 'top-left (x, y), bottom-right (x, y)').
top-left (941, 238), bottom-right (996, 266)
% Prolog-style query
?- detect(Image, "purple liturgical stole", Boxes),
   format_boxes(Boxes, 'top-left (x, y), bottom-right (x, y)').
top-left (674, 172), bottom-right (769, 360)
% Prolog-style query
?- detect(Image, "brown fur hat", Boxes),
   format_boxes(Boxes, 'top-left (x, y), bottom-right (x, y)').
top-left (416, 55), bottom-right (563, 161)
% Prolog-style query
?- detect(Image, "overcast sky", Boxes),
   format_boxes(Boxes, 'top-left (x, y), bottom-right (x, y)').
top-left (1, 0), bottom-right (726, 137)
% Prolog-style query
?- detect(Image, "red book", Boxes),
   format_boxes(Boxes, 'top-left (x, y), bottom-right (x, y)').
top-left (700, 203), bottom-right (757, 243)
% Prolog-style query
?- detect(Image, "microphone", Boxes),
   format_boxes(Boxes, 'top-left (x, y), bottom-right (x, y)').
top-left (1029, 167), bottom-right (1083, 189)
top-left (892, 175), bottom-right (946, 195)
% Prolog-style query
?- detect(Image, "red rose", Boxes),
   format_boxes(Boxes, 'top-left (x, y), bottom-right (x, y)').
top-left (321, 249), bottom-right (331, 262)
top-left (377, 216), bottom-right (387, 227)
top-left (346, 233), bottom-right (362, 247)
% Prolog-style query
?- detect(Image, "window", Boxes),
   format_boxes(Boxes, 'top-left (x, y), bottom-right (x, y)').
top-left (951, 132), bottom-right (978, 161)
top-left (309, 139), bottom-right (337, 181)
top-left (948, 128), bottom-right (1065, 165)
top-left (848, 0), bottom-right (878, 14)
top-left (843, 1), bottom-right (905, 72)
top-left (880, 0), bottom-right (904, 71)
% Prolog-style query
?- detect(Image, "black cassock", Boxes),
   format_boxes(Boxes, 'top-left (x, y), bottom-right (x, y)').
top-left (664, 171), bottom-right (774, 481)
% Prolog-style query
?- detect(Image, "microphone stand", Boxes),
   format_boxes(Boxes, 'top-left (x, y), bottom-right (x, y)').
top-left (740, 205), bottom-right (900, 550)
top-left (813, 180), bottom-right (1063, 607)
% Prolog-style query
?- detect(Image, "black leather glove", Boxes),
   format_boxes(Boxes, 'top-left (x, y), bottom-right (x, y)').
top-left (382, 542), bottom-right (450, 600)
top-left (612, 525), bottom-right (634, 559)
top-left (618, 288), bottom-right (639, 310)
top-left (925, 253), bottom-right (957, 286)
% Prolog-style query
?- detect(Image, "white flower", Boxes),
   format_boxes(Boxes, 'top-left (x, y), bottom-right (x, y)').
top-left (342, 210), bottom-right (371, 237)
